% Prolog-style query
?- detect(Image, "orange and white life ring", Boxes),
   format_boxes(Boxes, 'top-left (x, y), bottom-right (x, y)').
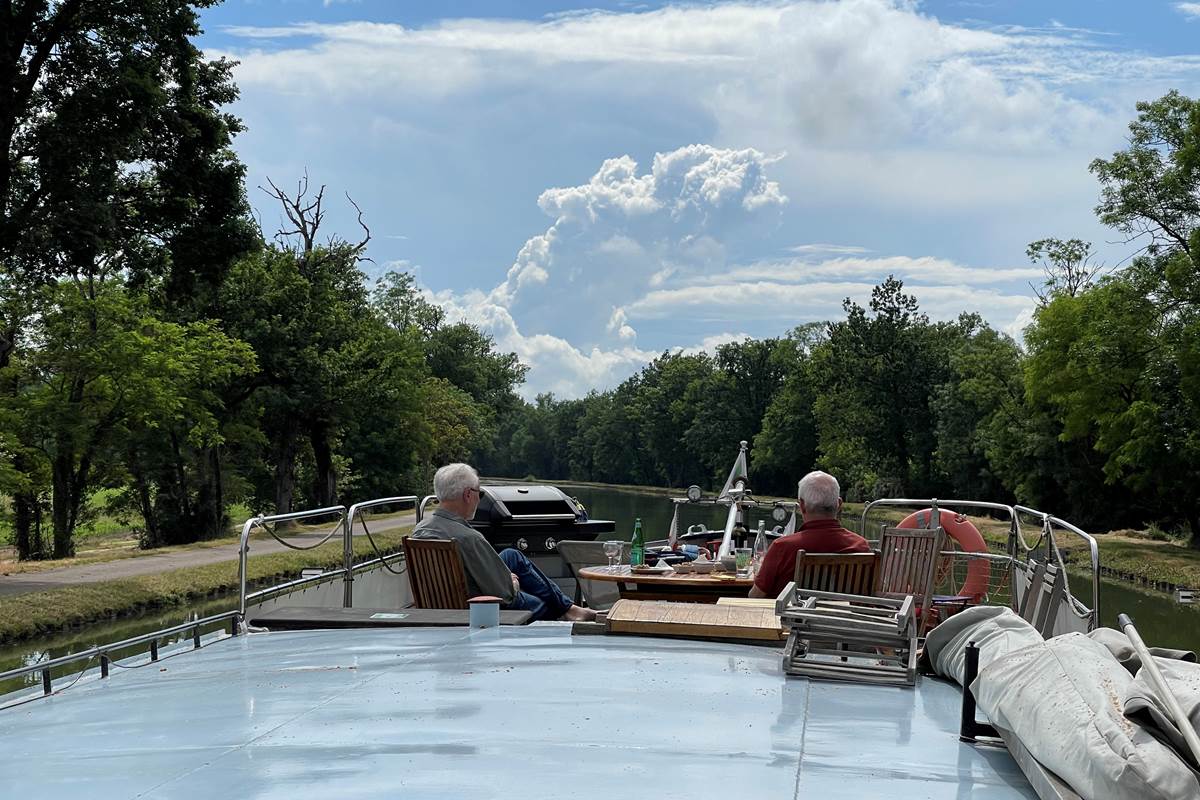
top-left (897, 509), bottom-right (990, 601)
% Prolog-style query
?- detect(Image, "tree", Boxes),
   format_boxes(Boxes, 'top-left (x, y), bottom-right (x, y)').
top-left (1, 1), bottom-right (256, 555)
top-left (1023, 91), bottom-right (1200, 545)
top-left (754, 324), bottom-right (824, 496)
top-left (6, 280), bottom-right (253, 556)
top-left (1026, 238), bottom-right (1103, 305)
top-left (811, 277), bottom-right (956, 497)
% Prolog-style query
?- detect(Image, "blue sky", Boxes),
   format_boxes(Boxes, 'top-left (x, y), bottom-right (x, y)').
top-left (197, 1), bottom-right (1200, 397)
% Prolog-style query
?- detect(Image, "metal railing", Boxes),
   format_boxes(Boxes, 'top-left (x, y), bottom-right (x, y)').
top-left (0, 610), bottom-right (241, 705)
top-left (343, 496), bottom-right (420, 605)
top-left (859, 498), bottom-right (1101, 630)
top-left (3, 493), bottom-right (424, 710)
top-left (237, 505), bottom-right (346, 616)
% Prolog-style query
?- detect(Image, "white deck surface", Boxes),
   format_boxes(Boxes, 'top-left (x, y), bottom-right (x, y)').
top-left (0, 625), bottom-right (1036, 799)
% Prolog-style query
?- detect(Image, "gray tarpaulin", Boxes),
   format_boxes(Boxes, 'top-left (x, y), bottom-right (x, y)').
top-left (972, 632), bottom-right (1200, 800)
top-left (1087, 627), bottom-right (1197, 674)
top-left (920, 605), bottom-right (1043, 685)
top-left (1124, 657), bottom-right (1200, 770)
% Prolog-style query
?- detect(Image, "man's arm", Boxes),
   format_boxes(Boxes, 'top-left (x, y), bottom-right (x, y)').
top-left (458, 535), bottom-right (517, 603)
top-left (749, 545), bottom-right (784, 599)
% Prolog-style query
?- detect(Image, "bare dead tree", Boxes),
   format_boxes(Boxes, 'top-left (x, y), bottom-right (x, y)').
top-left (261, 171), bottom-right (371, 270)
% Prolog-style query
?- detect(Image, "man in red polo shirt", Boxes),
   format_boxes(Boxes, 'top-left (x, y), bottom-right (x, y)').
top-left (749, 470), bottom-right (871, 599)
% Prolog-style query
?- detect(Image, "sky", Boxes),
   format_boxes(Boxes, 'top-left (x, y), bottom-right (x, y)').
top-left (197, 0), bottom-right (1200, 398)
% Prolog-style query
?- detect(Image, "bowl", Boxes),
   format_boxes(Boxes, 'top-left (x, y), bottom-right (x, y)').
top-left (689, 560), bottom-right (718, 574)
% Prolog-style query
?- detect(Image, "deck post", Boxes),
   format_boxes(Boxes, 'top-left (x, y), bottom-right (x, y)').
top-left (100, 654), bottom-right (109, 678)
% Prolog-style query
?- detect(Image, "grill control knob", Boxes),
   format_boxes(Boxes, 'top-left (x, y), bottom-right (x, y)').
top-left (516, 537), bottom-right (529, 551)
top-left (544, 537), bottom-right (557, 551)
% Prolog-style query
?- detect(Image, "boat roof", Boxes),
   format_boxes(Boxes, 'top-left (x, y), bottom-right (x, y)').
top-left (0, 625), bottom-right (1035, 799)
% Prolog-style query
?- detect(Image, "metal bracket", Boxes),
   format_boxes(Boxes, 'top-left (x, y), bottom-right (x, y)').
top-left (959, 641), bottom-right (1000, 743)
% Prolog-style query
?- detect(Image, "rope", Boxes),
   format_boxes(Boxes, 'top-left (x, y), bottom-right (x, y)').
top-left (356, 512), bottom-right (407, 575)
top-left (260, 518), bottom-right (341, 551)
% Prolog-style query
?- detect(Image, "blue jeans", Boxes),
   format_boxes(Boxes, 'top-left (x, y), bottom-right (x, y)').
top-left (499, 548), bottom-right (574, 622)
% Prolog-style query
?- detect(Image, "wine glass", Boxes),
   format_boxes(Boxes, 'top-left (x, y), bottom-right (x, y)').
top-left (603, 540), bottom-right (623, 570)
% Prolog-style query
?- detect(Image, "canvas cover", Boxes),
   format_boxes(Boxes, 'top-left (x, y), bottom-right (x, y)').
top-left (920, 605), bottom-right (1043, 685)
top-left (1124, 656), bottom-right (1200, 771)
top-left (972, 632), bottom-right (1200, 800)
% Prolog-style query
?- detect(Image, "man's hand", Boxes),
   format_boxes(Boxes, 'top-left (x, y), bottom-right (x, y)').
top-left (511, 573), bottom-right (521, 593)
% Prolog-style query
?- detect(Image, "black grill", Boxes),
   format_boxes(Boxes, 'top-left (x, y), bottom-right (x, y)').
top-left (468, 484), bottom-right (615, 554)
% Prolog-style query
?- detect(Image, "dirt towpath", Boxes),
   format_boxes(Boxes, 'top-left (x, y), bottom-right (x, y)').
top-left (0, 513), bottom-right (415, 598)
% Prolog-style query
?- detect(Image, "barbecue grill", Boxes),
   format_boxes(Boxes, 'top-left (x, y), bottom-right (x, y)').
top-left (468, 484), bottom-right (615, 554)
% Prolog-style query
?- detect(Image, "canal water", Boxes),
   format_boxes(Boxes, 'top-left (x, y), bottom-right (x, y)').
top-left (2, 484), bottom-right (1198, 698)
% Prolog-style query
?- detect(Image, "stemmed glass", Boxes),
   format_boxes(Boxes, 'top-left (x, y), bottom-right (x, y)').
top-left (603, 540), bottom-right (623, 571)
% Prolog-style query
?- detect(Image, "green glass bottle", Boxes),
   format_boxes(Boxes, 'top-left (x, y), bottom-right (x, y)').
top-left (630, 518), bottom-right (645, 566)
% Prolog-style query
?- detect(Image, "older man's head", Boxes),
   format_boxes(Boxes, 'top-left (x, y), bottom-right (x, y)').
top-left (434, 463), bottom-right (481, 517)
top-left (797, 471), bottom-right (842, 520)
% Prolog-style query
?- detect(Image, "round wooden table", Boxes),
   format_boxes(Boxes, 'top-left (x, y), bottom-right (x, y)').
top-left (577, 565), bottom-right (755, 603)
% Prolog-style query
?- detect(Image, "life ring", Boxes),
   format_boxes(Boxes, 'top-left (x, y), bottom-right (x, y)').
top-left (897, 509), bottom-right (990, 601)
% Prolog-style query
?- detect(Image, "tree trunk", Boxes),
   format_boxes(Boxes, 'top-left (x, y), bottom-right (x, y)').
top-left (12, 490), bottom-right (42, 560)
top-left (132, 467), bottom-right (160, 548)
top-left (50, 453), bottom-right (75, 558)
top-left (310, 423), bottom-right (337, 507)
top-left (274, 427), bottom-right (299, 515)
top-left (208, 446), bottom-right (224, 538)
top-left (1188, 511), bottom-right (1200, 551)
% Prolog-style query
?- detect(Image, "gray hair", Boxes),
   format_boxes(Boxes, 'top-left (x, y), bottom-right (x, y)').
top-left (434, 463), bottom-right (480, 501)
top-left (797, 471), bottom-right (841, 516)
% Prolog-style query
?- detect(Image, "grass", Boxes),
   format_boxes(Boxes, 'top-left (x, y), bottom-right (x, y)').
top-left (0, 528), bottom-right (409, 644)
top-left (842, 502), bottom-right (1200, 589)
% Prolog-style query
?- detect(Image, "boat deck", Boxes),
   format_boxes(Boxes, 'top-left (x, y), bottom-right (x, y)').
top-left (0, 625), bottom-right (1035, 798)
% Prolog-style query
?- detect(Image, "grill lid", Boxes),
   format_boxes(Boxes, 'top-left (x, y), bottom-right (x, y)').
top-left (474, 485), bottom-right (581, 524)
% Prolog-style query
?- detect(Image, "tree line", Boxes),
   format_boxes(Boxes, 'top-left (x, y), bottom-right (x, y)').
top-left (1, 5), bottom-right (1198, 557)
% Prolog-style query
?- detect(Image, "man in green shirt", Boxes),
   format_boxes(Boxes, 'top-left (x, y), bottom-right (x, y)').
top-left (411, 463), bottom-right (596, 622)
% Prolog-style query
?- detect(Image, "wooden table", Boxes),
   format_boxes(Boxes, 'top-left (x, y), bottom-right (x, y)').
top-left (577, 565), bottom-right (755, 603)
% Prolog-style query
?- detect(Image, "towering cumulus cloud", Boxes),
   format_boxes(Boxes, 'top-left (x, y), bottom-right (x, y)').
top-left (435, 145), bottom-right (787, 396)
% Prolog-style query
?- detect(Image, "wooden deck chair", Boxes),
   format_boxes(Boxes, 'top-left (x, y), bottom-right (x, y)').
top-left (1017, 559), bottom-right (1066, 639)
top-left (876, 527), bottom-right (944, 637)
top-left (402, 537), bottom-right (470, 609)
top-left (793, 550), bottom-right (879, 596)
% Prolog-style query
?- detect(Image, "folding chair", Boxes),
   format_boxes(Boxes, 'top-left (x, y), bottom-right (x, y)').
top-left (877, 526), bottom-right (944, 637)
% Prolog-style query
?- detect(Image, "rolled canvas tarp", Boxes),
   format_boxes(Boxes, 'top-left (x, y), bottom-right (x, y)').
top-left (920, 605), bottom-right (1043, 685)
top-left (1124, 657), bottom-right (1200, 771)
top-left (1087, 628), bottom-right (1197, 675)
top-left (972, 632), bottom-right (1200, 800)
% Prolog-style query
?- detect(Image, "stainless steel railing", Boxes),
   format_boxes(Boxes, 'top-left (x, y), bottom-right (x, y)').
top-left (859, 498), bottom-right (1101, 630)
top-left (3, 493), bottom-right (422, 710)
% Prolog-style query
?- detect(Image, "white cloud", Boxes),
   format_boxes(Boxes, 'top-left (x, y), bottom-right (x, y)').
top-left (427, 145), bottom-right (786, 398)
top-left (488, 145), bottom-right (787, 350)
top-left (677, 332), bottom-right (753, 356)
top-left (209, 1), bottom-right (1200, 397)
top-left (1177, 3), bottom-right (1200, 20)
top-left (789, 243), bottom-right (873, 256)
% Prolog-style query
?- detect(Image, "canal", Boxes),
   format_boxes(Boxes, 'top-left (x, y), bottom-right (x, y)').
top-left (2, 483), bottom-right (1198, 698)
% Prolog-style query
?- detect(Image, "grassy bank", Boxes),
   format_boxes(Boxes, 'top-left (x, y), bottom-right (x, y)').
top-left (0, 528), bottom-right (408, 644)
top-left (843, 502), bottom-right (1200, 590)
